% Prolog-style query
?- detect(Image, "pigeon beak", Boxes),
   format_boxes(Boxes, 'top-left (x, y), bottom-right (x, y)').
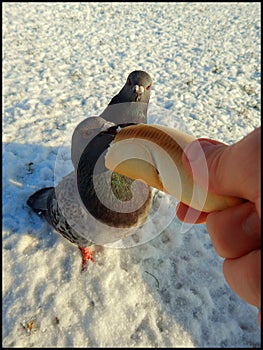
top-left (134, 85), bottom-right (145, 101)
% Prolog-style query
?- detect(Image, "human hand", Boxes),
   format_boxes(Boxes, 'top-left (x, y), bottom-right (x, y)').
top-left (176, 127), bottom-right (261, 326)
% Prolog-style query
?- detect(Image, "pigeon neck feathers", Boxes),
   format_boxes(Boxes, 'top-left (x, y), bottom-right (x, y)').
top-left (76, 123), bottom-right (152, 228)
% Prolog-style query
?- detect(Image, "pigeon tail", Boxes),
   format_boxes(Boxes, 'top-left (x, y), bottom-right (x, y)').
top-left (27, 187), bottom-right (55, 214)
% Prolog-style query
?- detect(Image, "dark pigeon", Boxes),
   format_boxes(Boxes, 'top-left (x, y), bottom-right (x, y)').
top-left (27, 71), bottom-right (153, 272)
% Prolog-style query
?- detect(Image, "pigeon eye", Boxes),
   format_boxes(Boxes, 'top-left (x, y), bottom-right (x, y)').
top-left (127, 77), bottom-right (132, 85)
top-left (146, 84), bottom-right (151, 91)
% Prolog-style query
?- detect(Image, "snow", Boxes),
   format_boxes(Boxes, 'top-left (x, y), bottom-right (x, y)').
top-left (3, 2), bottom-right (261, 347)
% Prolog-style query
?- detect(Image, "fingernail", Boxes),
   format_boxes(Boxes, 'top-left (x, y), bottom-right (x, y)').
top-left (185, 140), bottom-right (215, 162)
top-left (243, 210), bottom-right (260, 236)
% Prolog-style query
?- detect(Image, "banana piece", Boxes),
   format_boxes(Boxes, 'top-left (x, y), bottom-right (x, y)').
top-left (105, 124), bottom-right (243, 212)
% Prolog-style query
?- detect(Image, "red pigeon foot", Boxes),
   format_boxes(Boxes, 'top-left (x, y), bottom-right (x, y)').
top-left (79, 246), bottom-right (94, 272)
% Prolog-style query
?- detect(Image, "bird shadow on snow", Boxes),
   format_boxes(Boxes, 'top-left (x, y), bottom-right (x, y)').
top-left (2, 141), bottom-right (72, 250)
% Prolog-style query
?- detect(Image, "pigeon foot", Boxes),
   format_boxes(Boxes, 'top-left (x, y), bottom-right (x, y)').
top-left (79, 246), bottom-right (95, 272)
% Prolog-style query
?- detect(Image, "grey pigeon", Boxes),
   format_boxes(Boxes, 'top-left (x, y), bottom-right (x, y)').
top-left (27, 71), bottom-right (153, 272)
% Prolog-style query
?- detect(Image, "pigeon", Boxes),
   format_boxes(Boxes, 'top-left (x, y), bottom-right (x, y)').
top-left (27, 70), bottom-right (153, 272)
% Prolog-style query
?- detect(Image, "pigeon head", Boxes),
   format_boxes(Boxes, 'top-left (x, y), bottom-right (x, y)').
top-left (100, 70), bottom-right (152, 124)
top-left (108, 70), bottom-right (152, 105)
top-left (124, 70), bottom-right (152, 103)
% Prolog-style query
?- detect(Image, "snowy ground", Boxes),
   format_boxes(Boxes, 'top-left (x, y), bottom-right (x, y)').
top-left (2, 2), bottom-right (261, 347)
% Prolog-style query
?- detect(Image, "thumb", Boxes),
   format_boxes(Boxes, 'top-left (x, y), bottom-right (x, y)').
top-left (182, 127), bottom-right (261, 215)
